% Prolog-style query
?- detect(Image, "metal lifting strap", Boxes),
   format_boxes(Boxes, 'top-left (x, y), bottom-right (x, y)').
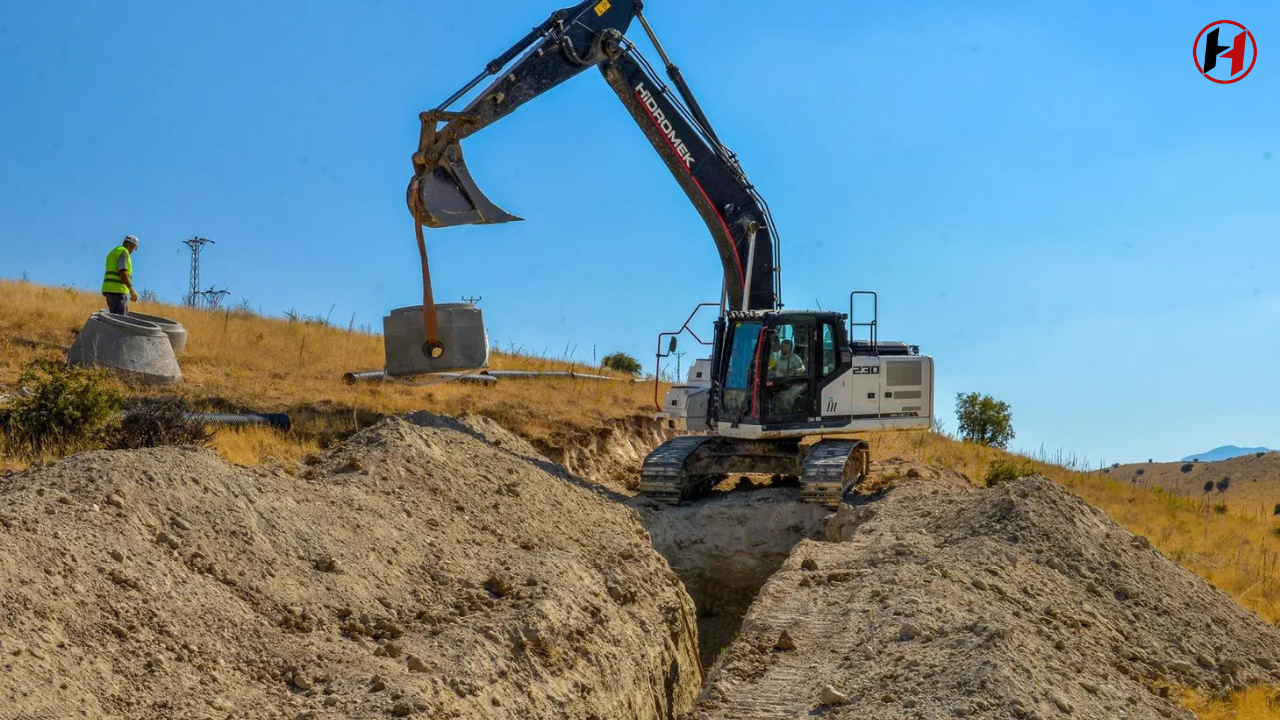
top-left (408, 175), bottom-right (444, 359)
top-left (414, 219), bottom-right (444, 358)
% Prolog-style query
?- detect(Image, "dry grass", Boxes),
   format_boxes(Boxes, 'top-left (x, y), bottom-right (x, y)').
top-left (1108, 455), bottom-right (1280, 521)
top-left (209, 426), bottom-right (319, 466)
top-left (0, 280), bottom-right (658, 465)
top-left (1181, 686), bottom-right (1280, 720)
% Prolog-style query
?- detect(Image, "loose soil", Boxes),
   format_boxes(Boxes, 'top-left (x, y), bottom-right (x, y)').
top-left (4, 412), bottom-right (1280, 720)
top-left (698, 475), bottom-right (1280, 719)
top-left (0, 414), bottom-right (700, 719)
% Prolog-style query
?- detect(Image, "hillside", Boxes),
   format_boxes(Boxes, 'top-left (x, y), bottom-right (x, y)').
top-left (1108, 453), bottom-right (1280, 520)
top-left (1183, 446), bottom-right (1274, 463)
top-left (0, 280), bottom-right (655, 469)
top-left (2, 279), bottom-right (1279, 719)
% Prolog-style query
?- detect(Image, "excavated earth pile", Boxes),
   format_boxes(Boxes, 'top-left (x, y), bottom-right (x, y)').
top-left (698, 475), bottom-right (1280, 720)
top-left (0, 414), bottom-right (701, 720)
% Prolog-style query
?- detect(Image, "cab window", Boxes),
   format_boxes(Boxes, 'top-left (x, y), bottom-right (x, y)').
top-left (821, 323), bottom-right (838, 377)
top-left (721, 321), bottom-right (761, 416)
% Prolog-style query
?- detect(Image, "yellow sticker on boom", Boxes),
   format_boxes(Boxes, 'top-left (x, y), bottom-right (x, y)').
top-left (594, 0), bottom-right (611, 16)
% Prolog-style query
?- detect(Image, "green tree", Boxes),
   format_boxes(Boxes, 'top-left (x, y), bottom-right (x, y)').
top-left (601, 352), bottom-right (642, 376)
top-left (954, 392), bottom-right (1015, 449)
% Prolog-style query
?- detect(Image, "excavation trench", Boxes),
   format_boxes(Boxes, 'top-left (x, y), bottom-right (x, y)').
top-left (632, 488), bottom-right (831, 669)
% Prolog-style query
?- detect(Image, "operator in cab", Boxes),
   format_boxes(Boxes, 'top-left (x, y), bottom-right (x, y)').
top-left (101, 235), bottom-right (139, 315)
top-left (769, 338), bottom-right (806, 377)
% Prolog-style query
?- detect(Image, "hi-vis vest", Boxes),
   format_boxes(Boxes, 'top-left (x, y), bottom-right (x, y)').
top-left (102, 245), bottom-right (132, 294)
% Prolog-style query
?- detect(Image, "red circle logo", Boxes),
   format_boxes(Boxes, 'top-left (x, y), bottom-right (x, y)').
top-left (1194, 21), bottom-right (1257, 83)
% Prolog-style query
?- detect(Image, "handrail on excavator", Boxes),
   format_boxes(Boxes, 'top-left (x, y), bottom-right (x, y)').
top-left (652, 302), bottom-right (719, 410)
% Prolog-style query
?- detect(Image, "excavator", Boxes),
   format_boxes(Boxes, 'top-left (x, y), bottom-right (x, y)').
top-left (403, 0), bottom-right (934, 506)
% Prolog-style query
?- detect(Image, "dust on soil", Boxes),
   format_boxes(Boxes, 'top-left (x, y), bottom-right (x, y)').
top-left (634, 488), bottom-right (830, 668)
top-left (698, 475), bottom-right (1280, 719)
top-left (5, 410), bottom-right (1280, 720)
top-left (0, 413), bottom-right (701, 720)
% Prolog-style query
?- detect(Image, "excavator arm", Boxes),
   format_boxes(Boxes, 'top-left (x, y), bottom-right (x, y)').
top-left (408, 0), bottom-right (780, 313)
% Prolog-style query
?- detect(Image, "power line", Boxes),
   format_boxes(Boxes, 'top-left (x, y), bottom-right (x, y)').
top-left (182, 237), bottom-right (214, 307)
top-left (196, 286), bottom-right (231, 310)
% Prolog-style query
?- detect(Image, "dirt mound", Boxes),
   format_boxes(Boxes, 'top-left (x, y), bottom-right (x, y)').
top-left (0, 414), bottom-right (700, 720)
top-left (699, 476), bottom-right (1280, 719)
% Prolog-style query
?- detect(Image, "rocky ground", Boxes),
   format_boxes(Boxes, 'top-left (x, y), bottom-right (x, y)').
top-left (698, 475), bottom-right (1280, 720)
top-left (4, 412), bottom-right (1280, 720)
top-left (0, 413), bottom-right (700, 720)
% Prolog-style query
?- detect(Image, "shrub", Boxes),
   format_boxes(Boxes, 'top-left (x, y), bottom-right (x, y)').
top-left (1273, 503), bottom-right (1279, 516)
top-left (1, 359), bottom-right (122, 458)
top-left (955, 392), bottom-right (1015, 449)
top-left (1216, 476), bottom-right (1232, 493)
top-left (1212, 502), bottom-right (1228, 515)
top-left (1257, 451), bottom-right (1268, 458)
top-left (1180, 463), bottom-right (1194, 474)
top-left (104, 397), bottom-right (211, 451)
top-left (601, 352), bottom-right (642, 376)
top-left (984, 458), bottom-right (1034, 488)
top-left (1135, 468), bottom-right (1145, 477)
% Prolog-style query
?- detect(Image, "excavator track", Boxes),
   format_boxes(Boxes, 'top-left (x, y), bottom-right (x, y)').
top-left (639, 436), bottom-right (720, 504)
top-left (800, 439), bottom-right (869, 508)
top-left (640, 436), bottom-right (804, 505)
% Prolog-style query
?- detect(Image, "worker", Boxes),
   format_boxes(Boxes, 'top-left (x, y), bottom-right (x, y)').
top-left (769, 338), bottom-right (806, 377)
top-left (102, 235), bottom-right (139, 315)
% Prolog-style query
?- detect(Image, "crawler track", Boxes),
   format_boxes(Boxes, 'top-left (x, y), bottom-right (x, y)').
top-left (638, 436), bottom-right (719, 504)
top-left (800, 439), bottom-right (869, 507)
top-left (641, 436), bottom-right (866, 507)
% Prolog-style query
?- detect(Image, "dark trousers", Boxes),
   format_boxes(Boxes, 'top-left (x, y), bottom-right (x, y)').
top-left (103, 292), bottom-right (129, 315)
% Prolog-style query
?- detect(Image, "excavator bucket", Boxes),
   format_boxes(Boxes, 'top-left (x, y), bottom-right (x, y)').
top-left (411, 143), bottom-right (523, 228)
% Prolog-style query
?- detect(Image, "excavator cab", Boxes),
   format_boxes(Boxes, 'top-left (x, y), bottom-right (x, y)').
top-left (715, 311), bottom-right (850, 430)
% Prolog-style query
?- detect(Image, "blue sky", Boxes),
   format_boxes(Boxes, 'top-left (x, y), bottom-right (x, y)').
top-left (1, 2), bottom-right (1276, 464)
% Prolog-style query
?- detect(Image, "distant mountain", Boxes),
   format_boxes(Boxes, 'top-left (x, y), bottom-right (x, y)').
top-left (1181, 445), bottom-right (1274, 462)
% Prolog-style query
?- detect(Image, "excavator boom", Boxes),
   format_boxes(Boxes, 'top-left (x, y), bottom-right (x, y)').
top-left (408, 0), bottom-right (779, 312)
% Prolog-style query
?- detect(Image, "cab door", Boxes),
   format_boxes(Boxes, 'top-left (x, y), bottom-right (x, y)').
top-left (761, 317), bottom-right (819, 424)
top-left (717, 319), bottom-right (764, 423)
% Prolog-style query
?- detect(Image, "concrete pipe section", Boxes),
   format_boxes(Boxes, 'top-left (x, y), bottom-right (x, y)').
top-left (126, 313), bottom-right (188, 353)
top-left (67, 312), bottom-right (183, 385)
top-left (383, 303), bottom-right (489, 376)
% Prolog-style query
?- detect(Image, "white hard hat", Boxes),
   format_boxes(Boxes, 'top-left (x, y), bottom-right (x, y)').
top-left (123, 234), bottom-right (139, 246)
